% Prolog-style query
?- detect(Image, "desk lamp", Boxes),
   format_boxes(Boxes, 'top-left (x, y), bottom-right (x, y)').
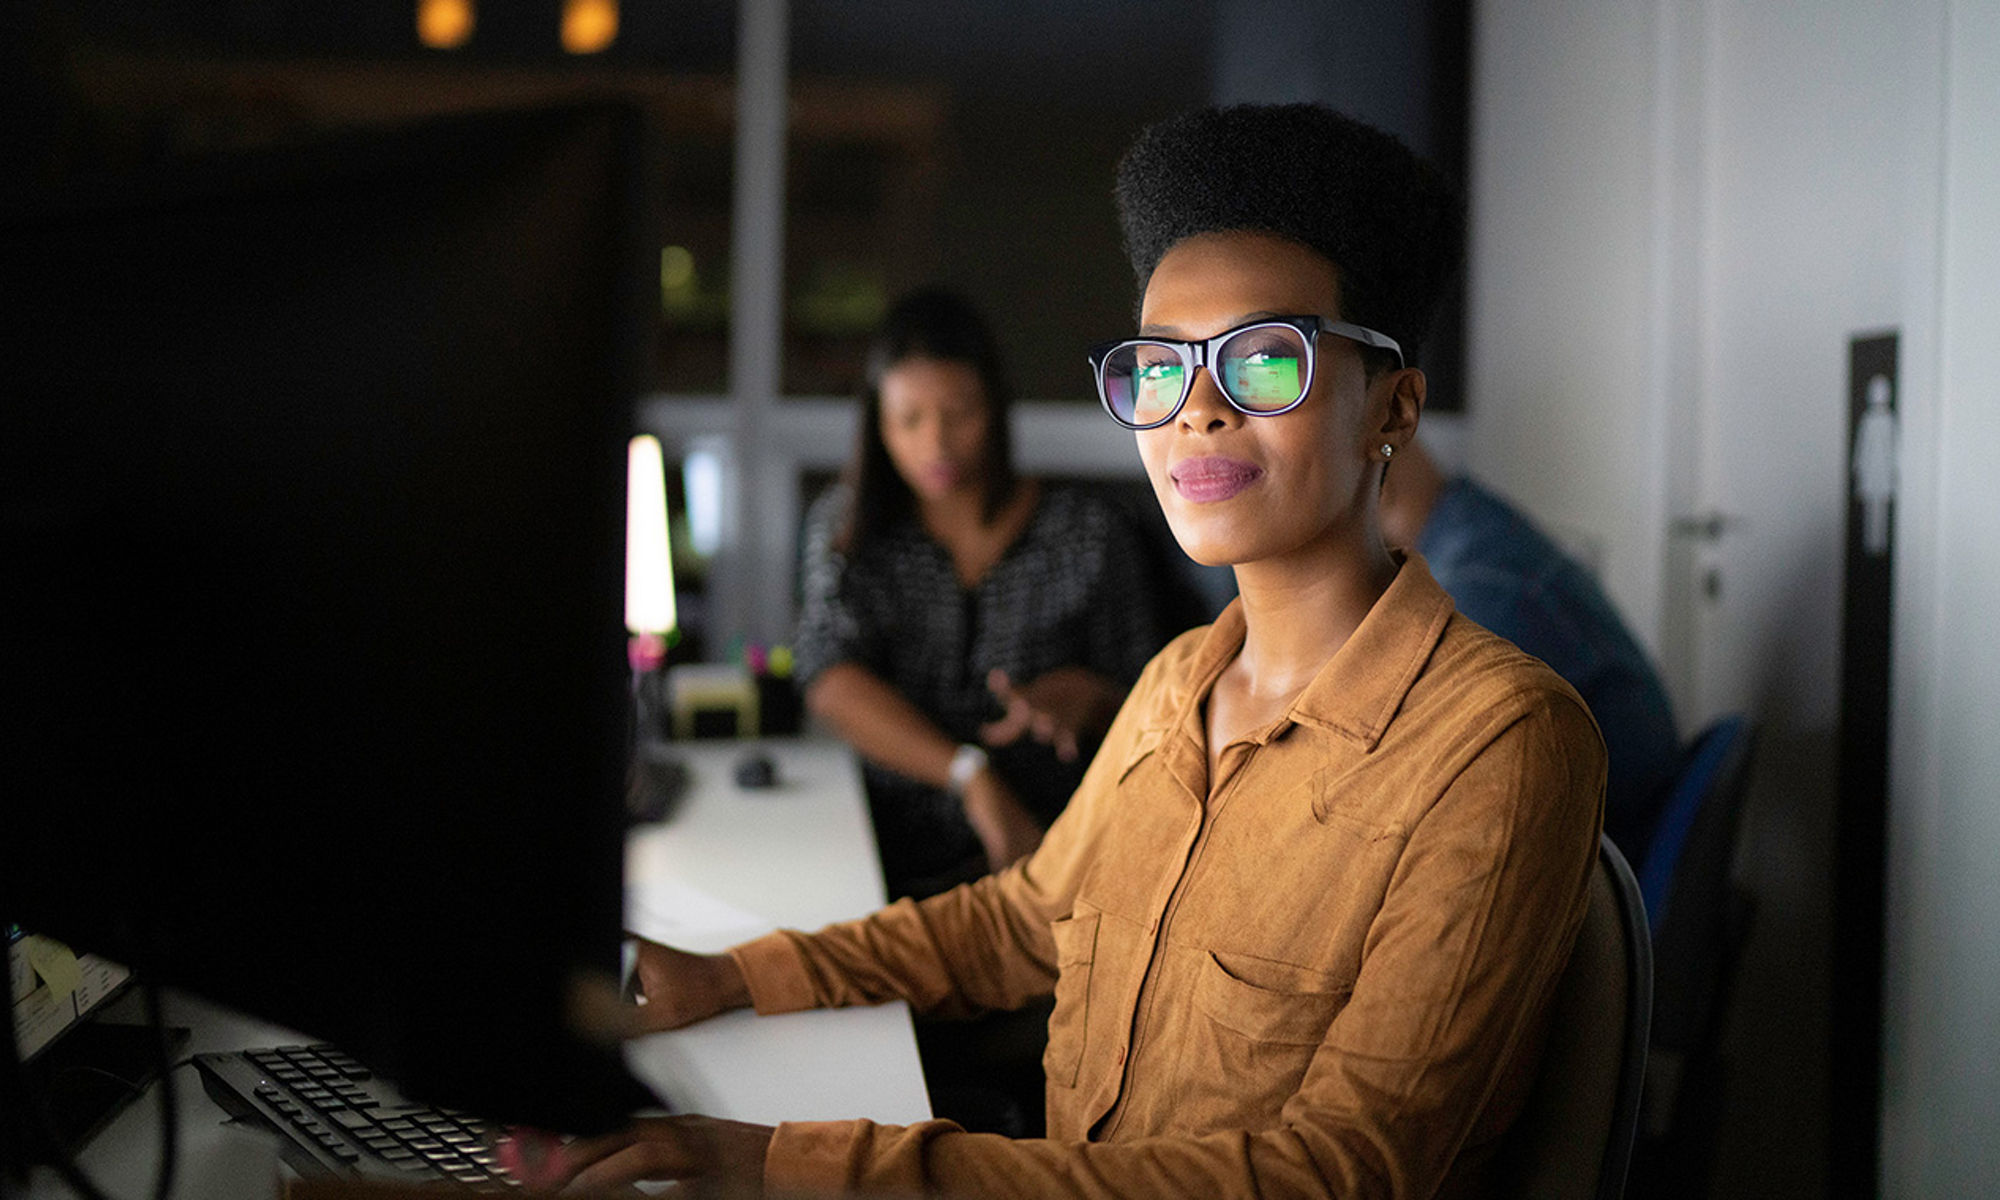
top-left (625, 433), bottom-right (677, 736)
top-left (625, 434), bottom-right (691, 821)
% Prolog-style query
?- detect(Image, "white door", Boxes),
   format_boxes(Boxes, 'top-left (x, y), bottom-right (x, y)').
top-left (1650, 6), bottom-right (1945, 1196)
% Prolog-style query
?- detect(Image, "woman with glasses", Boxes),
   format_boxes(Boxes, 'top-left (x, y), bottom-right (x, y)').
top-left (529, 104), bottom-right (1606, 1199)
top-left (793, 286), bottom-right (1176, 904)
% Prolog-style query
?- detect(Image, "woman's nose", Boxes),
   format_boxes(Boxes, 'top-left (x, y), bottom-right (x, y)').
top-left (905, 417), bottom-right (942, 453)
top-left (1176, 367), bottom-right (1240, 431)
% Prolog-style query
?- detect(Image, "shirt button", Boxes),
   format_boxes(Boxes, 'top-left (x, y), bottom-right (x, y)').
top-left (1146, 917), bottom-right (1159, 936)
top-left (1114, 1045), bottom-right (1127, 1066)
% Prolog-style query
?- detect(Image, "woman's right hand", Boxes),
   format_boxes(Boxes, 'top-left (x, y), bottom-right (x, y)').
top-left (628, 938), bottom-right (752, 1033)
top-left (959, 770), bottom-right (1045, 873)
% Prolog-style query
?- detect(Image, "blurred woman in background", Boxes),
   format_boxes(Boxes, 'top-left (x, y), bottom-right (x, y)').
top-left (793, 286), bottom-right (1174, 902)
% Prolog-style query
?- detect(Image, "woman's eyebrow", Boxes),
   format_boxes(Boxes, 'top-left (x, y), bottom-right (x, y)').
top-left (1138, 310), bottom-right (1286, 339)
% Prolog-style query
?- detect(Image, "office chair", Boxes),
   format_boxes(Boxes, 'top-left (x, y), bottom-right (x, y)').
top-left (1636, 715), bottom-right (1756, 935)
top-left (1490, 835), bottom-right (1652, 1200)
top-left (1628, 715), bottom-right (1760, 1197)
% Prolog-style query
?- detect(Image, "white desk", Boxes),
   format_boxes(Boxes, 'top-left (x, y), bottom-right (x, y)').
top-left (27, 736), bottom-right (928, 1198)
top-left (620, 737), bottom-right (932, 1127)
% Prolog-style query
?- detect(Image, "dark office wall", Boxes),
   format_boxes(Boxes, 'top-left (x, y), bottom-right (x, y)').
top-left (1210, 0), bottom-right (1470, 412)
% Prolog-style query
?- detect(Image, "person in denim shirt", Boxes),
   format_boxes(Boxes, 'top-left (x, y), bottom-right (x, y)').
top-left (1382, 437), bottom-right (1680, 861)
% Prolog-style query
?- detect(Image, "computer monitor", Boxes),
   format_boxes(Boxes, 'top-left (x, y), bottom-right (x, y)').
top-left (1, 101), bottom-right (660, 1140)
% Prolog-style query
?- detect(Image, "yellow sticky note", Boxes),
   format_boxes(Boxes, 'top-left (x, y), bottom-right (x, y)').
top-left (23, 935), bottom-right (81, 1002)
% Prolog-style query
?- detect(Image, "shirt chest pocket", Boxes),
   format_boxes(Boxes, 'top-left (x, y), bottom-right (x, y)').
top-left (1196, 952), bottom-right (1350, 1042)
top-left (1041, 910), bottom-right (1100, 1089)
top-left (1174, 952), bottom-right (1353, 1133)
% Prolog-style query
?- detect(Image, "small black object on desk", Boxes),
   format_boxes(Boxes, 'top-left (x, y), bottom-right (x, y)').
top-left (733, 749), bottom-right (778, 790)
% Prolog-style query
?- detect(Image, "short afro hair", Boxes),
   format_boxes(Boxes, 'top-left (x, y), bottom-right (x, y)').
top-left (1114, 103), bottom-right (1463, 364)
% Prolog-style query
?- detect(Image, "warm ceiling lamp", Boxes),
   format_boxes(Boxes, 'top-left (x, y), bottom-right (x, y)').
top-left (416, 0), bottom-right (475, 49)
top-left (562, 0), bottom-right (619, 54)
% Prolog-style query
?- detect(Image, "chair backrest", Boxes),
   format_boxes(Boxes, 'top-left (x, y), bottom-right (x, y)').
top-left (1636, 715), bottom-right (1756, 935)
top-left (1631, 715), bottom-right (1758, 1153)
top-left (1490, 835), bottom-right (1652, 1200)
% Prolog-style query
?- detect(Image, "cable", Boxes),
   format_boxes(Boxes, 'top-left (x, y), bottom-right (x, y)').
top-left (141, 980), bottom-right (178, 1200)
top-left (2, 976), bottom-right (181, 1200)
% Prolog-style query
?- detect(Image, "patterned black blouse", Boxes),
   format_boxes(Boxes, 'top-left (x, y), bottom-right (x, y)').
top-left (793, 482), bottom-right (1174, 898)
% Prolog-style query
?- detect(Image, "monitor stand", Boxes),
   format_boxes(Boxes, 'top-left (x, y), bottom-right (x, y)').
top-left (628, 738), bottom-right (691, 826)
top-left (29, 1018), bottom-right (192, 1152)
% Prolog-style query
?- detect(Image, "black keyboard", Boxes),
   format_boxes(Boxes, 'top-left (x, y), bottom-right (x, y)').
top-left (193, 1044), bottom-right (520, 1190)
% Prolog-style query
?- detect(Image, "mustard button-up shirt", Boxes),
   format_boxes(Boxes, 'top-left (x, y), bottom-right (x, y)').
top-left (732, 554), bottom-right (1606, 1198)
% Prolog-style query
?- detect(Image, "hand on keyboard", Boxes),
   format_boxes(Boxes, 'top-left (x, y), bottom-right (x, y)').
top-left (499, 1114), bottom-right (774, 1193)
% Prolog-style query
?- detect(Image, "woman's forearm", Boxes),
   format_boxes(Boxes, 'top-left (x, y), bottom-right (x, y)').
top-left (804, 662), bottom-right (962, 787)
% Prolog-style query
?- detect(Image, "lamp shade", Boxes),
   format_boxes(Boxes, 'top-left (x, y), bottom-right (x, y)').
top-left (624, 434), bottom-right (677, 637)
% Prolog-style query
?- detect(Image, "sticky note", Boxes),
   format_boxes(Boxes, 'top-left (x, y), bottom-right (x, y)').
top-left (23, 935), bottom-right (81, 1002)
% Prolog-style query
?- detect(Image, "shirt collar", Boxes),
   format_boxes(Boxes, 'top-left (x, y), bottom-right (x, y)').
top-left (1286, 551), bottom-right (1457, 749)
top-left (1131, 551), bottom-right (1458, 757)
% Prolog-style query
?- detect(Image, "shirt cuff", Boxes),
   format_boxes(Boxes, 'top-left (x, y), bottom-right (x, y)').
top-left (765, 1121), bottom-right (864, 1196)
top-left (765, 1119), bottom-right (958, 1197)
top-left (727, 931), bottom-right (821, 1015)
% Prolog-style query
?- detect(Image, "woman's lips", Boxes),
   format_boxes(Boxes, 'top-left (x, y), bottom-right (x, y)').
top-left (1172, 456), bottom-right (1263, 503)
top-left (915, 462), bottom-right (964, 491)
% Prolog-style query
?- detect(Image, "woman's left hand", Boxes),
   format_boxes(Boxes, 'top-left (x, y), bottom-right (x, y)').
top-left (979, 667), bottom-right (1121, 762)
top-left (499, 1114), bottom-right (773, 1193)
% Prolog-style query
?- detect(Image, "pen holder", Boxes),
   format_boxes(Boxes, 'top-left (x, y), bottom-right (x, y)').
top-left (755, 671), bottom-right (803, 735)
top-left (666, 663), bottom-right (760, 739)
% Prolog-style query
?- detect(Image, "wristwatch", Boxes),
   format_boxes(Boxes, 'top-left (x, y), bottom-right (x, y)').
top-left (948, 743), bottom-right (989, 793)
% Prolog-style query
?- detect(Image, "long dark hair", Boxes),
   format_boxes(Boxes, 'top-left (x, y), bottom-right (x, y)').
top-left (837, 286), bottom-right (1019, 553)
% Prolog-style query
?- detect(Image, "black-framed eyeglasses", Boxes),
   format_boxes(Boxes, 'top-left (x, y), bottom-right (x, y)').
top-left (1086, 314), bottom-right (1404, 431)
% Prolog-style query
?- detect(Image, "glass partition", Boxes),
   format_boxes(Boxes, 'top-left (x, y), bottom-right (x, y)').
top-left (782, 1), bottom-right (1216, 401)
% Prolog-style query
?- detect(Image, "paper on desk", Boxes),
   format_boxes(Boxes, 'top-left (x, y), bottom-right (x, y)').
top-left (23, 935), bottom-right (81, 1001)
top-left (627, 877), bottom-right (774, 953)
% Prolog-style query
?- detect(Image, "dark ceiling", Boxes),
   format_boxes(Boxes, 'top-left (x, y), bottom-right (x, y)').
top-left (29, 1), bottom-right (1216, 106)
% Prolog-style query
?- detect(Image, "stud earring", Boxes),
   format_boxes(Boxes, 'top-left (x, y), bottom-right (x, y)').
top-left (1381, 443), bottom-right (1396, 460)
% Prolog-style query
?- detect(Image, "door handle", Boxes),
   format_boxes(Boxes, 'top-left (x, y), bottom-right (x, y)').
top-left (1670, 512), bottom-right (1742, 541)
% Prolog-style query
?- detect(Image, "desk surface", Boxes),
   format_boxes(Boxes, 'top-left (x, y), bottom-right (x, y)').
top-left (29, 736), bottom-right (929, 1198)
top-left (620, 737), bottom-right (931, 1127)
